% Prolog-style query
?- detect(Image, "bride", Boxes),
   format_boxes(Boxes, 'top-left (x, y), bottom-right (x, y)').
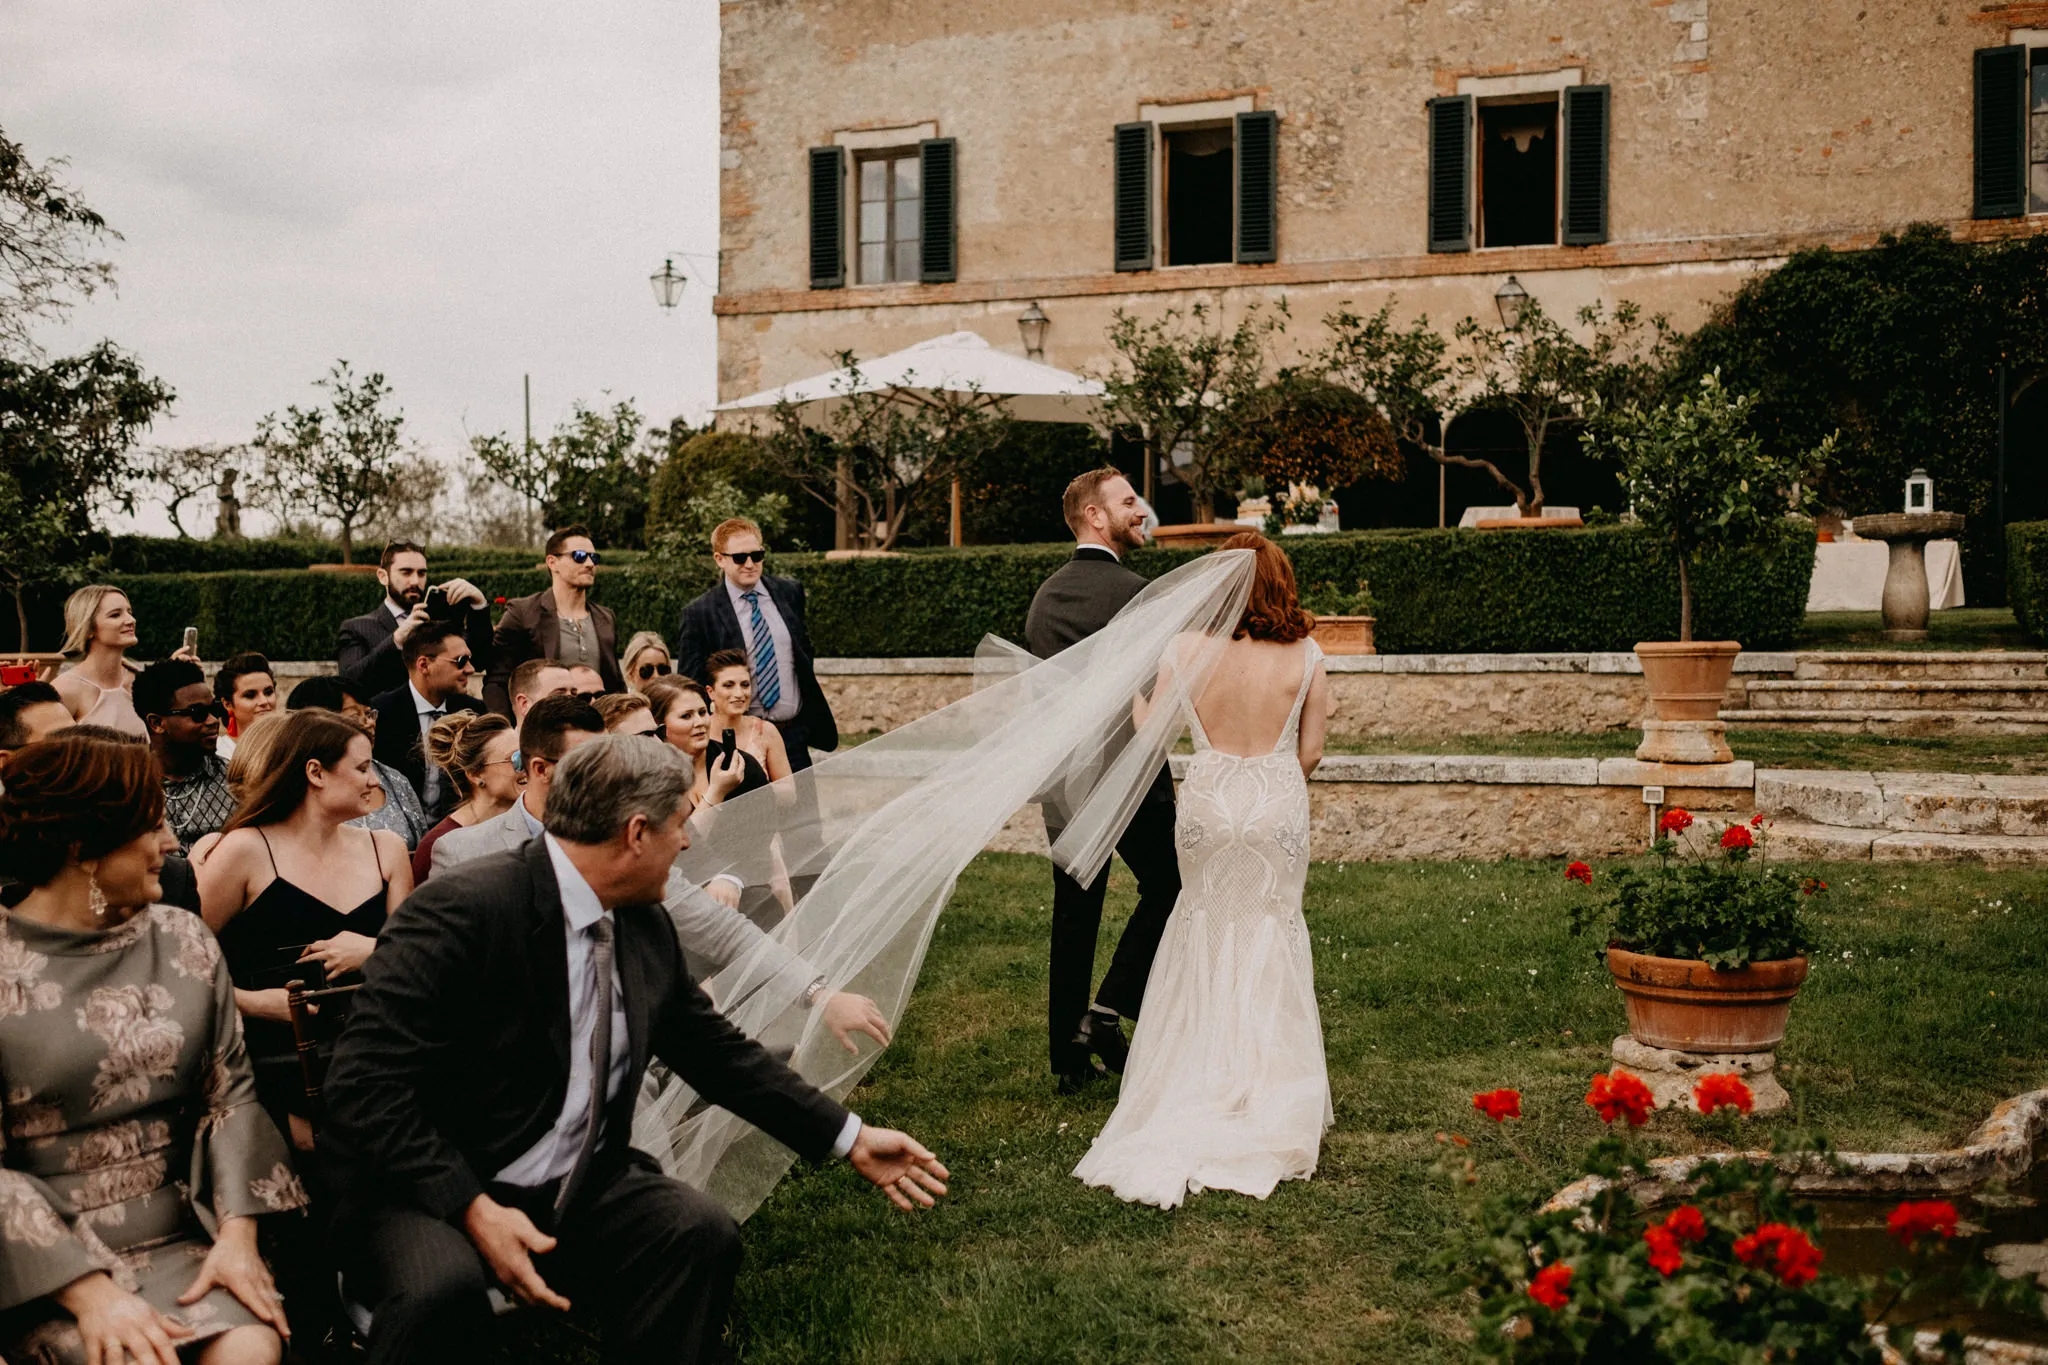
top-left (1073, 531), bottom-right (1333, 1209)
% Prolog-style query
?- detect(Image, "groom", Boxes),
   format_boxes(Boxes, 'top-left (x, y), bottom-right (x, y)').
top-left (1025, 467), bottom-right (1182, 1094)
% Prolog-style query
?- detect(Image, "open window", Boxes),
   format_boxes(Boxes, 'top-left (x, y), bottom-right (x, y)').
top-left (1478, 97), bottom-right (1558, 247)
top-left (1113, 109), bottom-right (1279, 271)
top-left (1164, 125), bottom-right (1234, 265)
top-left (1428, 81), bottom-right (1607, 252)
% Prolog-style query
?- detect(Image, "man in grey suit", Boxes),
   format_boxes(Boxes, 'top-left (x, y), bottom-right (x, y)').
top-left (432, 694), bottom-right (892, 1051)
top-left (1024, 467), bottom-right (1183, 1094)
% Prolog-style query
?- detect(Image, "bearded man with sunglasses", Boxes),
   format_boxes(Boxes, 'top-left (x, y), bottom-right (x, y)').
top-left (372, 621), bottom-right (484, 820)
top-left (135, 659), bottom-right (235, 852)
top-left (484, 525), bottom-right (625, 716)
top-left (671, 517), bottom-right (838, 772)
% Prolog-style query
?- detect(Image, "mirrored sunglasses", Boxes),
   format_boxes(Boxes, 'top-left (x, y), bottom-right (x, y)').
top-left (567, 549), bottom-right (602, 565)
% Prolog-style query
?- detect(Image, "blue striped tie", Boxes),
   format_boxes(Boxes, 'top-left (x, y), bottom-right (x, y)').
top-left (743, 591), bottom-right (781, 711)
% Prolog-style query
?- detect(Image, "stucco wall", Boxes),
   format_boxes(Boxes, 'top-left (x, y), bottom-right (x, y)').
top-left (717, 0), bottom-right (2042, 398)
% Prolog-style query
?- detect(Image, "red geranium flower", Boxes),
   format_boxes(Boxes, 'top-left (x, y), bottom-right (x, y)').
top-left (1564, 861), bottom-right (1593, 885)
top-left (1693, 1073), bottom-right (1754, 1116)
top-left (1661, 1205), bottom-right (1708, 1243)
top-left (1657, 808), bottom-right (1694, 835)
top-left (1886, 1200), bottom-right (1959, 1248)
top-left (1733, 1222), bottom-right (1824, 1288)
top-left (1749, 811), bottom-right (1767, 828)
top-left (1472, 1089), bottom-right (1522, 1122)
top-left (1720, 824), bottom-right (1755, 851)
top-left (1801, 877), bottom-right (1828, 897)
top-left (1643, 1224), bottom-right (1684, 1276)
top-left (1527, 1262), bottom-right (1573, 1310)
top-left (493, 595), bottom-right (507, 606)
top-left (1585, 1070), bottom-right (1656, 1127)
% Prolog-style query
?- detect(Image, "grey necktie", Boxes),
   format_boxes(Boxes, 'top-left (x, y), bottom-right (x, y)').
top-left (422, 707), bottom-right (446, 808)
top-left (555, 916), bottom-right (615, 1218)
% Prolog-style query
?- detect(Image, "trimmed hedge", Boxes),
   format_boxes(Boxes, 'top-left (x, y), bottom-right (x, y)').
top-left (61, 523), bottom-right (1816, 661)
top-left (2009, 521), bottom-right (2048, 643)
top-left (94, 536), bottom-right (639, 575)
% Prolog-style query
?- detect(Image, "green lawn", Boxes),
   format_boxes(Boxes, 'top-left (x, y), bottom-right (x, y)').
top-left (1326, 729), bottom-right (2048, 774)
top-left (1797, 608), bottom-right (2034, 652)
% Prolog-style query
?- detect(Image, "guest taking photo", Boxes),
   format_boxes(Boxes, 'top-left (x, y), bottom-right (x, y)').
top-left (336, 540), bottom-right (492, 698)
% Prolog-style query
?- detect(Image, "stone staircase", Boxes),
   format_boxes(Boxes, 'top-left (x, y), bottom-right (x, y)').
top-left (1756, 768), bottom-right (2048, 863)
top-left (1725, 652), bottom-right (2048, 735)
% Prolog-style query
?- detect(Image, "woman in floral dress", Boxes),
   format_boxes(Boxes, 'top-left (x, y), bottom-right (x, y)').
top-left (0, 734), bottom-right (304, 1365)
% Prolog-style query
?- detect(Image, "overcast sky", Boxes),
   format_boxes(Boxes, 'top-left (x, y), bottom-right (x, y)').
top-left (5, 1), bottom-right (720, 533)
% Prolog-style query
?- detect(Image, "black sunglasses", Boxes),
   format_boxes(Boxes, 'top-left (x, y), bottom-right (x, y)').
top-left (642, 724), bottom-right (669, 741)
top-left (636, 662), bottom-right (672, 681)
top-left (566, 549), bottom-right (602, 565)
top-left (443, 654), bottom-right (474, 670)
top-left (722, 549), bottom-right (766, 565)
top-left (158, 701), bottom-right (226, 724)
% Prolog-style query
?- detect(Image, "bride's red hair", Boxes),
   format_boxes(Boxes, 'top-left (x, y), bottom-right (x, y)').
top-left (1218, 531), bottom-right (1314, 643)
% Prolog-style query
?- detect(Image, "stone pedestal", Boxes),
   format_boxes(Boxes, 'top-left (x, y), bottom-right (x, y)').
top-left (1611, 1035), bottom-right (1790, 1115)
top-left (1851, 511), bottom-right (1966, 643)
top-left (1635, 719), bottom-right (1734, 765)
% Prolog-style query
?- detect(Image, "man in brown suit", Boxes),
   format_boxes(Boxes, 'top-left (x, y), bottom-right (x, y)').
top-left (483, 525), bottom-right (625, 716)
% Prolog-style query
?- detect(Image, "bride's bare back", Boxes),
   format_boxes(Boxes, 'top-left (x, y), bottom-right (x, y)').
top-left (1140, 633), bottom-right (1330, 775)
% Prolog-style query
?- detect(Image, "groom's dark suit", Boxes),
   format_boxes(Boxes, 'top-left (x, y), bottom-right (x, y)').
top-left (1025, 545), bottom-right (1183, 1078)
top-left (322, 840), bottom-right (851, 1364)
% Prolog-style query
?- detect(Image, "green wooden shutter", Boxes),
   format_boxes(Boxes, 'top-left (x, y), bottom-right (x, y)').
top-left (1560, 84), bottom-right (1610, 246)
top-left (919, 137), bottom-right (958, 283)
top-left (1427, 95), bottom-right (1472, 253)
top-left (1975, 45), bottom-right (2028, 219)
top-left (1235, 110), bottom-right (1279, 264)
top-left (808, 146), bottom-right (845, 288)
top-left (1114, 122), bottom-right (1154, 272)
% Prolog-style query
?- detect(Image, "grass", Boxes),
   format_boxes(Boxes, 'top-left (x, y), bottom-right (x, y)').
top-left (1796, 608), bottom-right (2033, 652)
top-left (1325, 729), bottom-right (2048, 774)
top-left (633, 852), bottom-right (2048, 1365)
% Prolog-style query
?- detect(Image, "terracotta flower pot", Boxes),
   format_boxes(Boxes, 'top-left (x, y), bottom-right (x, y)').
top-left (1606, 946), bottom-right (1809, 1052)
top-left (1634, 640), bottom-right (1741, 722)
top-left (1310, 615), bottom-right (1375, 656)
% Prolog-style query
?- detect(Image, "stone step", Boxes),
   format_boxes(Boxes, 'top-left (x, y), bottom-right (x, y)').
top-left (1721, 707), bottom-right (2048, 735)
top-left (1744, 679), bottom-right (2048, 711)
top-left (1757, 769), bottom-right (2048, 837)
top-left (1765, 820), bottom-right (2048, 864)
top-left (1792, 650), bottom-right (2048, 682)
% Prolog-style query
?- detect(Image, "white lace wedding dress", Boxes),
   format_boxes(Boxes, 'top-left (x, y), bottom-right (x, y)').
top-left (1072, 639), bottom-right (1333, 1209)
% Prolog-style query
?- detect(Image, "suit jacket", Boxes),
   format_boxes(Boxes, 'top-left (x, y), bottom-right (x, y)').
top-left (322, 840), bottom-right (849, 1223)
top-left (483, 590), bottom-right (623, 717)
top-left (431, 802), bottom-right (809, 991)
top-left (369, 684), bottom-right (482, 822)
top-left (338, 599), bottom-right (493, 699)
top-left (671, 575), bottom-right (838, 753)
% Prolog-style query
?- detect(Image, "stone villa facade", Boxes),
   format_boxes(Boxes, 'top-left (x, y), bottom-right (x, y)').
top-left (715, 0), bottom-right (2048, 517)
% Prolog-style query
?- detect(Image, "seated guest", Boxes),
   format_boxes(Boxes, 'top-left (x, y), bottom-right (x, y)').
top-left (321, 737), bottom-right (944, 1363)
top-left (0, 679), bottom-right (73, 760)
top-left (198, 711), bottom-right (413, 1151)
top-left (483, 524), bottom-right (623, 715)
top-left (338, 539), bottom-right (492, 698)
top-left (645, 676), bottom-right (769, 812)
top-left (286, 675), bottom-right (430, 848)
top-left (412, 711), bottom-right (520, 882)
top-left (429, 696), bottom-right (604, 873)
top-left (213, 651), bottom-right (279, 760)
top-left (620, 630), bottom-right (673, 694)
top-left (0, 736), bottom-right (302, 1365)
top-left (509, 657), bottom-right (573, 723)
top-left (370, 621), bottom-right (481, 821)
top-left (595, 691), bottom-right (658, 737)
top-left (442, 693), bottom-right (890, 1053)
top-left (566, 663), bottom-right (607, 700)
top-left (135, 659), bottom-right (235, 853)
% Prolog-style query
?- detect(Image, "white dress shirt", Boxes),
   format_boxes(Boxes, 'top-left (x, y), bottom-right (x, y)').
top-left (724, 579), bottom-right (801, 724)
top-left (495, 836), bottom-right (635, 1187)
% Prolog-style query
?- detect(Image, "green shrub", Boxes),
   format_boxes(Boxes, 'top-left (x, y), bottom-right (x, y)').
top-left (91, 536), bottom-right (607, 576)
top-left (2008, 520), bottom-right (2048, 642)
top-left (68, 523), bottom-right (1813, 661)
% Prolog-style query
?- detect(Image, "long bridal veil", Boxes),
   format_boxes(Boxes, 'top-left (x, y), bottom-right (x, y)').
top-left (632, 548), bottom-right (1255, 1218)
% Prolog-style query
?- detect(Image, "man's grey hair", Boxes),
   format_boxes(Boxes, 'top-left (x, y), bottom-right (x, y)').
top-left (545, 734), bottom-right (694, 844)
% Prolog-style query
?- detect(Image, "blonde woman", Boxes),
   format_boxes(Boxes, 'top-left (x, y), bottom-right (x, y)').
top-left (52, 585), bottom-right (194, 738)
top-left (411, 711), bottom-right (519, 882)
top-left (621, 629), bottom-right (674, 693)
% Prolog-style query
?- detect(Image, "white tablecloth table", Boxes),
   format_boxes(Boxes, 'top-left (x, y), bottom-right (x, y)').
top-left (1806, 539), bottom-right (1964, 612)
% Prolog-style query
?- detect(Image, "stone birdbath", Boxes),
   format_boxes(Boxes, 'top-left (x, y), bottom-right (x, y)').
top-left (1849, 511), bottom-right (1965, 643)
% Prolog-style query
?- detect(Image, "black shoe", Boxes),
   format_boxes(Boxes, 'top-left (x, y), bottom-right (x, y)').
top-left (1077, 1010), bottom-right (1130, 1075)
top-left (1055, 1067), bottom-right (1101, 1096)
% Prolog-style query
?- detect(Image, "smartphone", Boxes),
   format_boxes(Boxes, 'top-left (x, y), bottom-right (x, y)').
top-left (424, 586), bottom-right (456, 621)
top-left (720, 728), bottom-right (738, 767)
top-left (181, 626), bottom-right (198, 655)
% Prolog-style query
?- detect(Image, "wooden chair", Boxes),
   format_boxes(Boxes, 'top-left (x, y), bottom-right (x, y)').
top-left (284, 978), bottom-right (361, 1130)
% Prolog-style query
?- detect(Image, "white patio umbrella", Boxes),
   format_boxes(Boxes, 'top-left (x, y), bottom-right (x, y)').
top-left (713, 330), bottom-right (1106, 429)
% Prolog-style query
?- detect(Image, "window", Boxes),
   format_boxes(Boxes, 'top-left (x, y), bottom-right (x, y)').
top-left (1164, 125), bottom-right (1234, 265)
top-left (1478, 97), bottom-right (1558, 248)
top-left (858, 152), bottom-right (921, 284)
top-left (2033, 51), bottom-right (2048, 213)
top-left (1112, 110), bottom-right (1279, 272)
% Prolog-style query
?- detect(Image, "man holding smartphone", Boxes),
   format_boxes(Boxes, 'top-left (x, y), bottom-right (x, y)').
top-left (339, 540), bottom-right (493, 698)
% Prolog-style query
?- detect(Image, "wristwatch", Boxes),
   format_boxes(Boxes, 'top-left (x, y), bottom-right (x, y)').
top-left (801, 975), bottom-right (829, 1008)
